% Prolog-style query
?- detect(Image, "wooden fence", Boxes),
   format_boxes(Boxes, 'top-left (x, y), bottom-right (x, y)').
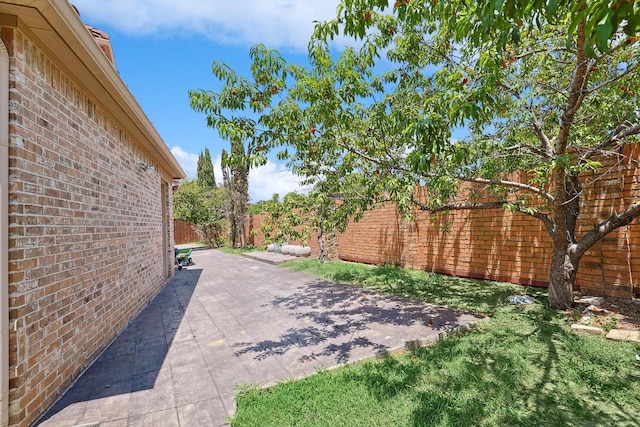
top-left (174, 220), bottom-right (200, 245)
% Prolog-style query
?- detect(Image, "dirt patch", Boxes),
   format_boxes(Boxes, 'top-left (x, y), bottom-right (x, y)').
top-left (573, 294), bottom-right (640, 331)
top-left (597, 297), bottom-right (640, 330)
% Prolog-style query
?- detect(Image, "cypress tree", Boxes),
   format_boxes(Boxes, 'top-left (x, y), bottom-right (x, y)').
top-left (197, 147), bottom-right (216, 189)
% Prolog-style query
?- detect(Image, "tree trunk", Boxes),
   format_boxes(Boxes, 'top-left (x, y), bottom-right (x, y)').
top-left (317, 225), bottom-right (326, 262)
top-left (548, 244), bottom-right (579, 310)
top-left (221, 153), bottom-right (236, 247)
top-left (235, 171), bottom-right (248, 247)
top-left (234, 202), bottom-right (247, 247)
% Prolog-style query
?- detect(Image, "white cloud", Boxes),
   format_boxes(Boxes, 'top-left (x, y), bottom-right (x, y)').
top-left (248, 160), bottom-right (310, 202)
top-left (213, 154), bottom-right (223, 187)
top-left (172, 146), bottom-right (223, 184)
top-left (171, 146), bottom-right (199, 178)
top-left (71, 0), bottom-right (341, 51)
top-left (171, 145), bottom-right (309, 202)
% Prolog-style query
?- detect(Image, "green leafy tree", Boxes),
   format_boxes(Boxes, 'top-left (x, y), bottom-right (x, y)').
top-left (187, 1), bottom-right (639, 309)
top-left (261, 188), bottom-right (369, 261)
top-left (260, 193), bottom-right (310, 247)
top-left (330, 0), bottom-right (639, 57)
top-left (248, 201), bottom-right (265, 216)
top-left (189, 52), bottom-right (275, 248)
top-left (305, 0), bottom-right (640, 310)
top-left (196, 147), bottom-right (216, 189)
top-left (218, 140), bottom-right (251, 247)
top-left (249, 193), bottom-right (281, 216)
top-left (173, 179), bottom-right (227, 247)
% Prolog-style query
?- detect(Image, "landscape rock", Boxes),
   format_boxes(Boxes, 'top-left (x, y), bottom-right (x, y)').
top-left (574, 296), bottom-right (605, 306)
top-left (570, 324), bottom-right (605, 335)
top-left (579, 315), bottom-right (592, 324)
top-left (507, 295), bottom-right (536, 305)
top-left (606, 329), bottom-right (640, 343)
top-left (582, 304), bottom-right (606, 315)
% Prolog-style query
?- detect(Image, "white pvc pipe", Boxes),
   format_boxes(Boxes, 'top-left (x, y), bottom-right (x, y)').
top-left (0, 38), bottom-right (10, 427)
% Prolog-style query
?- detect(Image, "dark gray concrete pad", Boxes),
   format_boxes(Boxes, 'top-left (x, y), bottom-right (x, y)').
top-left (36, 249), bottom-right (484, 426)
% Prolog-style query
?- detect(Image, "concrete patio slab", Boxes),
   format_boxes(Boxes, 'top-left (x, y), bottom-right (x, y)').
top-left (241, 250), bottom-right (300, 265)
top-left (606, 329), bottom-right (640, 343)
top-left (36, 249), bottom-right (485, 427)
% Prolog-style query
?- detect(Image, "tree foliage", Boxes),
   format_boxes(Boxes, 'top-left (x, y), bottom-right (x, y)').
top-left (253, 191), bottom-right (344, 261)
top-left (248, 193), bottom-right (282, 216)
top-left (188, 0), bottom-right (640, 308)
top-left (196, 147), bottom-right (216, 189)
top-left (329, 0), bottom-right (639, 57)
top-left (189, 52), bottom-right (281, 248)
top-left (173, 179), bottom-right (227, 247)
top-left (305, 0), bottom-right (640, 309)
top-left (260, 192), bottom-right (310, 246)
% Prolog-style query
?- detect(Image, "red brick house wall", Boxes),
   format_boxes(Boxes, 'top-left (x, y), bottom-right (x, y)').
top-left (1, 12), bottom-right (183, 427)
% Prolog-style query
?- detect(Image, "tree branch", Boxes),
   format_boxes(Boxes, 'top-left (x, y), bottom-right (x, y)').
top-left (585, 61), bottom-right (640, 95)
top-left (575, 200), bottom-right (640, 259)
top-left (557, 21), bottom-right (589, 154)
top-left (496, 82), bottom-right (554, 156)
top-left (413, 200), bottom-right (505, 212)
top-left (530, 113), bottom-right (555, 157)
top-left (514, 48), bottom-right (564, 60)
top-left (337, 137), bottom-right (556, 203)
top-left (461, 176), bottom-right (554, 202)
top-left (580, 122), bottom-right (640, 161)
top-left (503, 144), bottom-right (552, 159)
top-left (412, 199), bottom-right (556, 238)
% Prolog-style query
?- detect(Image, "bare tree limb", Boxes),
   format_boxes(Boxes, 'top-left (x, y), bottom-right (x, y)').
top-left (580, 122), bottom-right (640, 161)
top-left (461, 176), bottom-right (554, 202)
top-left (585, 61), bottom-right (640, 95)
top-left (502, 144), bottom-right (552, 159)
top-left (412, 199), bottom-right (557, 238)
top-left (414, 200), bottom-right (506, 212)
top-left (497, 82), bottom-right (554, 156)
top-left (575, 200), bottom-right (640, 259)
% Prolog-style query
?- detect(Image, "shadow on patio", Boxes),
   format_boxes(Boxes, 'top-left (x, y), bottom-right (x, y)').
top-left (36, 268), bottom-right (203, 425)
top-left (232, 279), bottom-right (483, 366)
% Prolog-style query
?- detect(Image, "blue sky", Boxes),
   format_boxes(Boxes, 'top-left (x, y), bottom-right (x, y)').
top-left (71, 0), bottom-right (342, 202)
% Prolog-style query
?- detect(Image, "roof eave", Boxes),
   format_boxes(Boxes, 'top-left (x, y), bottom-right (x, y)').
top-left (2, 0), bottom-right (186, 179)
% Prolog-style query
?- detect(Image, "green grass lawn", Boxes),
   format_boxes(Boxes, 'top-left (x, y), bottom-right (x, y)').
top-left (231, 259), bottom-right (640, 427)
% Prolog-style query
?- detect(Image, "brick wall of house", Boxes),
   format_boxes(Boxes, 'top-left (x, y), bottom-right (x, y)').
top-left (4, 27), bottom-right (175, 426)
top-left (247, 143), bottom-right (640, 299)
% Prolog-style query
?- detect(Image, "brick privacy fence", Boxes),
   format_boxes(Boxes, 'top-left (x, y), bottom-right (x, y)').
top-left (247, 143), bottom-right (640, 299)
top-left (6, 28), bottom-right (175, 426)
